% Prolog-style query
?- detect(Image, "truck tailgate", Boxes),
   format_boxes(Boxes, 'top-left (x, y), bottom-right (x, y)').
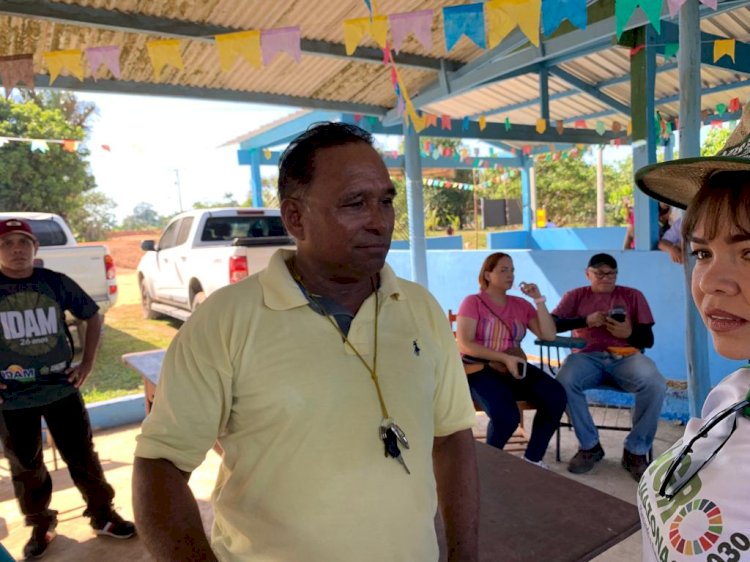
top-left (36, 246), bottom-right (112, 305)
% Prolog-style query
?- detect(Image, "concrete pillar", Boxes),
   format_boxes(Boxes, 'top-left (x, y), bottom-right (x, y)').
top-left (679, 0), bottom-right (711, 416)
top-left (520, 156), bottom-right (533, 231)
top-left (404, 124), bottom-right (429, 288)
top-left (250, 149), bottom-right (263, 207)
top-left (529, 165), bottom-right (538, 229)
top-left (596, 146), bottom-right (605, 227)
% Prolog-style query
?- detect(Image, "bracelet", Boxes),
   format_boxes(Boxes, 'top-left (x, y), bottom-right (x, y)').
top-left (534, 296), bottom-right (547, 304)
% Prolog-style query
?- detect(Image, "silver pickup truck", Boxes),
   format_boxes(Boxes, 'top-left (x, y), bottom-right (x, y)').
top-left (137, 207), bottom-right (294, 322)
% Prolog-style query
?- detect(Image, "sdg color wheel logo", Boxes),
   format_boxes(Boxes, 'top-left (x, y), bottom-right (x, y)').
top-left (669, 499), bottom-right (722, 555)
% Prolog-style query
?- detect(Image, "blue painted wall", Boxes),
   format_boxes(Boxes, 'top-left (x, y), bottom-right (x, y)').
top-left (488, 226), bottom-right (627, 250)
top-left (391, 235), bottom-right (464, 250)
top-left (386, 248), bottom-right (743, 421)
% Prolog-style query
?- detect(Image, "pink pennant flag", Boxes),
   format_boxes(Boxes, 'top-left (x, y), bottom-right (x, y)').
top-left (389, 10), bottom-right (433, 53)
top-left (86, 46), bottom-right (121, 79)
top-left (667, 0), bottom-right (687, 16)
top-left (0, 54), bottom-right (34, 97)
top-left (441, 114), bottom-right (452, 130)
top-left (261, 27), bottom-right (301, 66)
top-left (383, 46), bottom-right (392, 65)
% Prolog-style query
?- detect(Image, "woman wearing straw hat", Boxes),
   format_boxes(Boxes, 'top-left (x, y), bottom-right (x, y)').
top-left (634, 104), bottom-right (750, 561)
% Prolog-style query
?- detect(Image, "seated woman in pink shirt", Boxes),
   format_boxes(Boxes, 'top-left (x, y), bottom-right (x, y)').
top-left (456, 252), bottom-right (567, 467)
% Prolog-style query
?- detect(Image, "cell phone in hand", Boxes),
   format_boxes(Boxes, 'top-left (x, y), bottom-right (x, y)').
top-left (608, 307), bottom-right (626, 323)
top-left (518, 361), bottom-right (527, 379)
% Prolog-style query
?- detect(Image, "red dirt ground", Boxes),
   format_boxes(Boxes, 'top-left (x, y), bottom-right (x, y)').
top-left (87, 230), bottom-right (160, 271)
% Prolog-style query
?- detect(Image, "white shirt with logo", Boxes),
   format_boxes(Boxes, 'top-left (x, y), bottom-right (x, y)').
top-left (638, 367), bottom-right (750, 562)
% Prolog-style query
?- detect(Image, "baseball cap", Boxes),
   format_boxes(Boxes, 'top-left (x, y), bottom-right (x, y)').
top-left (0, 219), bottom-right (37, 241)
top-left (587, 253), bottom-right (617, 269)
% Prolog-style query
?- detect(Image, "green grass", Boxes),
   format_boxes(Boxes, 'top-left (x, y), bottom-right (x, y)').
top-left (81, 275), bottom-right (181, 403)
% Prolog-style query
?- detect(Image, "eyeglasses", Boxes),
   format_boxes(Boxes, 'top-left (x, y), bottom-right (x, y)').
top-left (659, 398), bottom-right (750, 499)
top-left (589, 268), bottom-right (617, 279)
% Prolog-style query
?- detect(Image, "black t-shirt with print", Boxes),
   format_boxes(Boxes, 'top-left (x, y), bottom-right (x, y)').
top-left (0, 268), bottom-right (99, 410)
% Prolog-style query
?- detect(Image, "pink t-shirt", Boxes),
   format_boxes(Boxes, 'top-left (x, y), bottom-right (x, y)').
top-left (551, 285), bottom-right (654, 353)
top-left (457, 292), bottom-right (536, 353)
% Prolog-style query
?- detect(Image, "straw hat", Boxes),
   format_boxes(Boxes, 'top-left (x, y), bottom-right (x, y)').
top-left (635, 102), bottom-right (750, 209)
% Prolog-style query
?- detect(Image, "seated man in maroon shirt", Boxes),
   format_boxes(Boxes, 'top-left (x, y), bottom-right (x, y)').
top-left (551, 253), bottom-right (666, 480)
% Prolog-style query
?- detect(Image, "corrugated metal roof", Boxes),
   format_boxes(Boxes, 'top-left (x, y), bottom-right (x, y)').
top-left (2, 0), bottom-right (750, 147)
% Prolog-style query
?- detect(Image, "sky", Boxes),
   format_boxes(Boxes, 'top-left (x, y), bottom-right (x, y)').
top-left (77, 92), bottom-right (297, 222)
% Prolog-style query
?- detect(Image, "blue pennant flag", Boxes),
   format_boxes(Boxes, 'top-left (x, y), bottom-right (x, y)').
top-left (443, 3), bottom-right (486, 52)
top-left (462, 116), bottom-right (470, 131)
top-left (542, 0), bottom-right (587, 36)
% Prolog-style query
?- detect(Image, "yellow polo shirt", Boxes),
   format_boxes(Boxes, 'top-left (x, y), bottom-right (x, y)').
top-left (135, 249), bottom-right (475, 562)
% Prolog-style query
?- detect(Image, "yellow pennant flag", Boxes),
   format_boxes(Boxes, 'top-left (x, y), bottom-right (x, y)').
top-left (627, 120), bottom-right (633, 136)
top-left (147, 39), bottom-right (184, 80)
top-left (713, 39), bottom-right (735, 63)
top-left (343, 18), bottom-right (370, 55)
top-left (370, 16), bottom-right (389, 49)
top-left (405, 100), bottom-right (426, 133)
top-left (215, 30), bottom-right (261, 71)
top-left (536, 118), bottom-right (547, 134)
top-left (479, 115), bottom-right (487, 131)
top-left (486, 0), bottom-right (541, 48)
top-left (263, 148), bottom-right (272, 160)
top-left (43, 50), bottom-right (84, 84)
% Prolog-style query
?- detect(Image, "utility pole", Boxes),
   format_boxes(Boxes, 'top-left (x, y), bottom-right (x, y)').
top-left (173, 168), bottom-right (184, 212)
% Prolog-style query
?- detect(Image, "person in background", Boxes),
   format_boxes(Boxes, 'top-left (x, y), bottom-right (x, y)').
top-left (456, 252), bottom-right (567, 468)
top-left (623, 198), bottom-right (672, 250)
top-left (635, 102), bottom-right (750, 562)
top-left (133, 122), bottom-right (479, 562)
top-left (657, 212), bottom-right (684, 264)
top-left (551, 253), bottom-right (666, 480)
top-left (0, 218), bottom-right (135, 560)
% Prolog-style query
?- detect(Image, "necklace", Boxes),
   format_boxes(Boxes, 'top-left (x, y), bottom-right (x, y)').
top-left (287, 257), bottom-right (411, 474)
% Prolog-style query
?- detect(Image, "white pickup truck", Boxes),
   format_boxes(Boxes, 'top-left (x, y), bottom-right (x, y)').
top-left (0, 212), bottom-right (118, 353)
top-left (137, 208), bottom-right (294, 322)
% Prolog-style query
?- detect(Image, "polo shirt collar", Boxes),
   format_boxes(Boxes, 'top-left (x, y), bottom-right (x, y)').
top-left (260, 248), bottom-right (404, 311)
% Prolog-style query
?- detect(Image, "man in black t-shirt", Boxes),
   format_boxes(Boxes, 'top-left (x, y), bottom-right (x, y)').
top-left (0, 218), bottom-right (135, 559)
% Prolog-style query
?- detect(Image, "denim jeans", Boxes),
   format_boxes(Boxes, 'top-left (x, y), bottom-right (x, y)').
top-left (555, 352), bottom-right (666, 456)
top-left (468, 362), bottom-right (567, 462)
top-left (0, 392), bottom-right (115, 528)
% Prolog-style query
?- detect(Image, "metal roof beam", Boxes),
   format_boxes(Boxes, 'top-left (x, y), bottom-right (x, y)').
top-left (659, 21), bottom-right (750, 75)
top-left (0, 0), bottom-right (456, 72)
top-left (356, 118), bottom-right (626, 144)
top-left (383, 0), bottom-right (750, 124)
top-left (548, 67), bottom-right (630, 115)
top-left (36, 75), bottom-right (388, 117)
top-left (237, 110), bottom-right (345, 149)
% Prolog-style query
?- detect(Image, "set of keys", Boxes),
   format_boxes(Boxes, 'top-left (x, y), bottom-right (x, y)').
top-left (379, 418), bottom-right (410, 474)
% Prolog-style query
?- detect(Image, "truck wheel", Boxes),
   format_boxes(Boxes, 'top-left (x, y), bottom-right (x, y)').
top-left (141, 280), bottom-right (160, 320)
top-left (192, 291), bottom-right (206, 312)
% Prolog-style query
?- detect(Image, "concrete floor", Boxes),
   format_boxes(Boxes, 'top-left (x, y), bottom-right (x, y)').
top-left (0, 408), bottom-right (685, 561)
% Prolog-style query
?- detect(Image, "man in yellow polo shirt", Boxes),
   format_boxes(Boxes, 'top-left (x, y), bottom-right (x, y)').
top-left (132, 122), bottom-right (479, 562)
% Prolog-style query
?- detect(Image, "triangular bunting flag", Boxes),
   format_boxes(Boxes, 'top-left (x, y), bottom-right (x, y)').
top-left (30, 140), bottom-right (48, 153)
top-left (615, 0), bottom-right (663, 40)
top-left (215, 30), bottom-right (262, 71)
top-left (556, 119), bottom-right (564, 135)
top-left (262, 27), bottom-right (302, 65)
top-left (85, 46), bottom-right (121, 79)
top-left (729, 98), bottom-right (741, 113)
top-left (479, 115), bottom-right (487, 130)
top-left (389, 10), bottom-right (433, 53)
top-left (443, 3), bottom-right (486, 51)
top-left (146, 39), bottom-right (184, 80)
top-left (441, 114), bottom-right (452, 130)
top-left (487, 0), bottom-right (541, 48)
top-left (596, 121), bottom-right (606, 135)
top-left (536, 118), bottom-right (547, 134)
top-left (0, 54), bottom-right (34, 97)
top-left (574, 119), bottom-right (586, 128)
top-left (62, 140), bottom-right (79, 152)
top-left (713, 39), bottom-right (735, 63)
top-left (505, 117), bottom-right (511, 131)
top-left (664, 43), bottom-right (679, 59)
top-left (542, 0), bottom-right (586, 36)
top-left (43, 50), bottom-right (85, 84)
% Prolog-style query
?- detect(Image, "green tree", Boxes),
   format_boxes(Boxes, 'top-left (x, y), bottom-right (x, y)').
top-left (122, 202), bottom-right (163, 230)
top-left (67, 190), bottom-right (117, 241)
top-left (701, 127), bottom-right (732, 156)
top-left (193, 192), bottom-right (239, 209)
top-left (0, 96), bottom-right (96, 217)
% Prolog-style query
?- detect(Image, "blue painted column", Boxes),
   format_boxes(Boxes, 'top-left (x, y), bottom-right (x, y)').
top-left (250, 148), bottom-right (263, 207)
top-left (520, 155), bottom-right (532, 231)
top-left (404, 124), bottom-right (429, 288)
top-left (680, 0), bottom-right (711, 416)
top-left (630, 27), bottom-right (659, 250)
